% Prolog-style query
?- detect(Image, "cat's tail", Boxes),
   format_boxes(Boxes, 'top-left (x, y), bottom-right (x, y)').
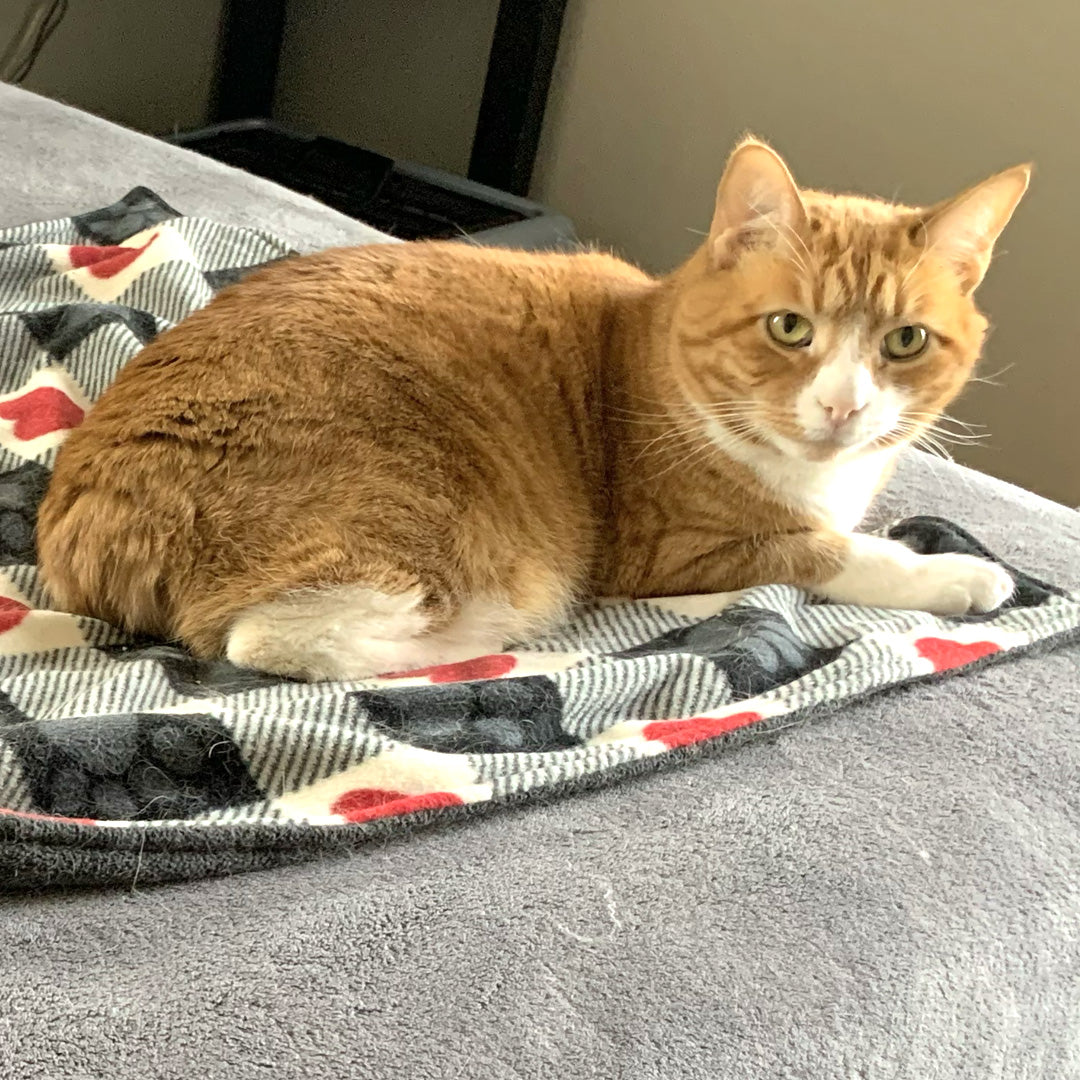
top-left (36, 482), bottom-right (192, 643)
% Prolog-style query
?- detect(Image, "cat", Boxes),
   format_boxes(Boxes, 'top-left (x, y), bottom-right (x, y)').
top-left (35, 138), bottom-right (1030, 681)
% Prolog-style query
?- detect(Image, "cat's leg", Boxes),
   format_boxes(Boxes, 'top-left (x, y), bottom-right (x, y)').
top-left (681, 531), bottom-right (1013, 615)
top-left (223, 585), bottom-right (523, 681)
top-left (812, 532), bottom-right (1014, 614)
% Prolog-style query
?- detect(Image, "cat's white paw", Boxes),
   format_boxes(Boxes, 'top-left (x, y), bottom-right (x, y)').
top-left (817, 534), bottom-right (1015, 615)
top-left (909, 553), bottom-right (1014, 615)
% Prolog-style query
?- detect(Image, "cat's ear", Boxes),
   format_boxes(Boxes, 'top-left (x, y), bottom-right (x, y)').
top-left (708, 138), bottom-right (808, 269)
top-left (924, 164), bottom-right (1031, 293)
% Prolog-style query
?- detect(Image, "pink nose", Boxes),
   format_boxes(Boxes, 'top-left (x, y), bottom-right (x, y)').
top-left (818, 400), bottom-right (866, 428)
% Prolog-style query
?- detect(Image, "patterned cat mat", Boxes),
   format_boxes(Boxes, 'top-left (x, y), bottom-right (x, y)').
top-left (0, 191), bottom-right (1077, 890)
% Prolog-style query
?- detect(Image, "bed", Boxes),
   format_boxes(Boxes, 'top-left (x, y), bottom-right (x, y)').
top-left (1, 82), bottom-right (1079, 1079)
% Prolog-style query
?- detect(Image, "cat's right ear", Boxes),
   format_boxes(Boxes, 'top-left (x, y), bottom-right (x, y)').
top-left (708, 138), bottom-right (809, 269)
top-left (923, 163), bottom-right (1031, 294)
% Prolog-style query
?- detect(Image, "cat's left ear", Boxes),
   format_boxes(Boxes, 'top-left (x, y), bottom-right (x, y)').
top-left (709, 138), bottom-right (809, 269)
top-left (924, 164), bottom-right (1032, 293)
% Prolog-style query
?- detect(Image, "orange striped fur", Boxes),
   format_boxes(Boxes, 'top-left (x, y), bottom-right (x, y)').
top-left (36, 139), bottom-right (1031, 679)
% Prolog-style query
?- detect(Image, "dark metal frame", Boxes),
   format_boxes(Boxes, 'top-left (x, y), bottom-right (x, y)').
top-left (211, 0), bottom-right (289, 128)
top-left (212, 0), bottom-right (567, 198)
top-left (466, 0), bottom-right (569, 196)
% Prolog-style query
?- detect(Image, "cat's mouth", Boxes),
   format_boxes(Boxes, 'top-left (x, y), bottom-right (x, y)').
top-left (801, 436), bottom-right (856, 460)
top-left (805, 427), bottom-right (872, 451)
top-left (766, 423), bottom-right (886, 462)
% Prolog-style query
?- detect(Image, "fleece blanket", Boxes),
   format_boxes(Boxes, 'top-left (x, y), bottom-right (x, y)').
top-left (0, 190), bottom-right (1077, 891)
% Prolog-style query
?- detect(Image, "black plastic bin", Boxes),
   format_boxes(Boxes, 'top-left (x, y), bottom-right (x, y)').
top-left (165, 120), bottom-right (577, 251)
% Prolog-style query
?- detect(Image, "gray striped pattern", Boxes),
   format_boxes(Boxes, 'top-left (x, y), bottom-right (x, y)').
top-left (117, 259), bottom-right (213, 327)
top-left (172, 216), bottom-right (293, 271)
top-left (522, 599), bottom-right (696, 654)
top-left (60, 319), bottom-right (145, 401)
top-left (553, 653), bottom-right (729, 741)
top-left (0, 740), bottom-right (32, 813)
top-left (224, 697), bottom-right (387, 797)
top-left (0, 217), bottom-right (80, 246)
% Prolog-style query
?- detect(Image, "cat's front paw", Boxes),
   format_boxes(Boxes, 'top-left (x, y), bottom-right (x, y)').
top-left (818, 534), bottom-right (1017, 615)
top-left (913, 553), bottom-right (1014, 615)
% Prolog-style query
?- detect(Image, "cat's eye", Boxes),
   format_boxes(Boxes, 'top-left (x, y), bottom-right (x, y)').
top-left (766, 311), bottom-right (814, 348)
top-left (882, 324), bottom-right (929, 361)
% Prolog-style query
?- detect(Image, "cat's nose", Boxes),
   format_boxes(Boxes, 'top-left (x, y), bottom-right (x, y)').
top-left (818, 399), bottom-right (867, 428)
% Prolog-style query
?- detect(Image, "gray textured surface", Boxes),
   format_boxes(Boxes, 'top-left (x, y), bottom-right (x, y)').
top-left (0, 84), bottom-right (390, 253)
top-left (2, 84), bottom-right (1080, 1079)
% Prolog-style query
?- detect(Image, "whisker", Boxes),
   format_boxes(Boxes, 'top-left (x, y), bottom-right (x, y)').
top-left (916, 432), bottom-right (983, 502)
top-left (928, 431), bottom-right (989, 444)
top-left (906, 410), bottom-right (987, 432)
top-left (609, 404), bottom-right (763, 425)
top-left (911, 439), bottom-right (952, 500)
top-left (923, 422), bottom-right (991, 445)
top-left (917, 432), bottom-right (958, 462)
top-left (966, 362), bottom-right (1014, 388)
top-left (938, 411), bottom-right (986, 428)
top-left (622, 391), bottom-right (759, 411)
top-left (630, 424), bottom-right (695, 465)
top-left (646, 436), bottom-right (719, 484)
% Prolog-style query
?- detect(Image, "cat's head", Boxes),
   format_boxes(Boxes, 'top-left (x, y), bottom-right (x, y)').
top-left (670, 138), bottom-right (1030, 462)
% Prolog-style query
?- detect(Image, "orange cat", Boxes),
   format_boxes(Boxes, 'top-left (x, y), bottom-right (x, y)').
top-left (36, 139), bottom-right (1030, 680)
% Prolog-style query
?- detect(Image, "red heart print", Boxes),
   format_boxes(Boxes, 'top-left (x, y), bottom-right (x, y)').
top-left (0, 386), bottom-right (84, 441)
top-left (331, 788), bottom-right (464, 823)
top-left (643, 710), bottom-right (763, 750)
top-left (381, 653), bottom-right (518, 683)
top-left (68, 232), bottom-right (158, 279)
top-left (0, 596), bottom-right (30, 634)
top-left (915, 636), bottom-right (1000, 672)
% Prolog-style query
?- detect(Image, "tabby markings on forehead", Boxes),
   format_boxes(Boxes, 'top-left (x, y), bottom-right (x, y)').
top-left (798, 212), bottom-right (922, 320)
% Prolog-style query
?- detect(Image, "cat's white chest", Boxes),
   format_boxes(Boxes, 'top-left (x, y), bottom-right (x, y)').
top-left (700, 415), bottom-right (892, 531)
top-left (758, 451), bottom-right (890, 531)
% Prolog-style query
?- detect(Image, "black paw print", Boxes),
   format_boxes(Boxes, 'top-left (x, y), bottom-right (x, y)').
top-left (617, 606), bottom-right (844, 700)
top-left (0, 461), bottom-right (51, 565)
top-left (4, 712), bottom-right (262, 821)
top-left (351, 675), bottom-right (578, 755)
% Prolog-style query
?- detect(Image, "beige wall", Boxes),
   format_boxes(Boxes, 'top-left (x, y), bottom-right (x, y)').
top-left (533, 0), bottom-right (1079, 506)
top-left (274, 0), bottom-right (498, 176)
top-left (4, 0), bottom-right (220, 133)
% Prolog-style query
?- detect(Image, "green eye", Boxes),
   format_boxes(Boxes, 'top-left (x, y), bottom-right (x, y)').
top-left (766, 311), bottom-right (814, 348)
top-left (882, 324), bottom-right (929, 360)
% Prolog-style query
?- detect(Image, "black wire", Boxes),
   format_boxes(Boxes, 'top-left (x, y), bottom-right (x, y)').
top-left (10, 0), bottom-right (69, 85)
